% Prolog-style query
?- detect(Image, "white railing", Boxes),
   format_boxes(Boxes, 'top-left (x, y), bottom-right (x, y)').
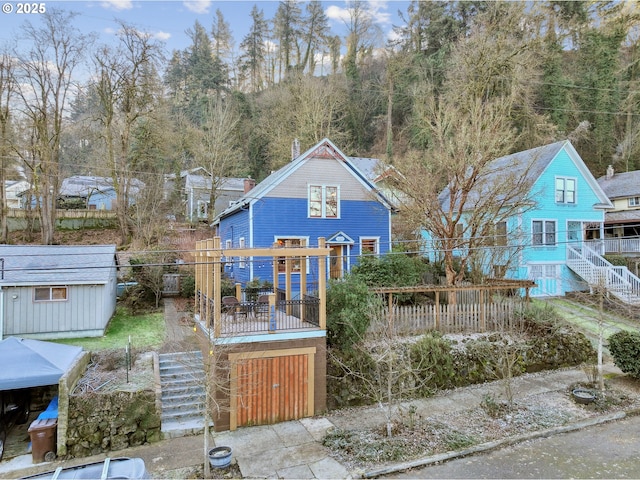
top-left (567, 243), bottom-right (640, 304)
top-left (601, 237), bottom-right (640, 254)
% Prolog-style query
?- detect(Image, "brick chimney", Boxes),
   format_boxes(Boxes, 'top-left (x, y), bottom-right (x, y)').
top-left (606, 165), bottom-right (614, 179)
top-left (244, 177), bottom-right (256, 193)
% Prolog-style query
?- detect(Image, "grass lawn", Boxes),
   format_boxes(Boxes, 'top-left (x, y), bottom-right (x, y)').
top-left (54, 307), bottom-right (166, 352)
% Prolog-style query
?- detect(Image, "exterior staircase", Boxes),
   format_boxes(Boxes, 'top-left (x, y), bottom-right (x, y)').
top-left (159, 350), bottom-right (208, 438)
top-left (567, 243), bottom-right (640, 305)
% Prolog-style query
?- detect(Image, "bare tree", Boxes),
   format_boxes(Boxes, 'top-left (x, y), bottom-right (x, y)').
top-left (395, 3), bottom-right (549, 286)
top-left (0, 47), bottom-right (17, 243)
top-left (14, 9), bottom-right (90, 244)
top-left (193, 97), bottom-right (243, 223)
top-left (90, 21), bottom-right (164, 244)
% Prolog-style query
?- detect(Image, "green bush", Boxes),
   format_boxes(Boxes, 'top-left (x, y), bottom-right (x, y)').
top-left (603, 254), bottom-right (628, 267)
top-left (179, 275), bottom-right (195, 298)
top-left (608, 331), bottom-right (640, 379)
top-left (409, 332), bottom-right (456, 392)
top-left (326, 274), bottom-right (380, 350)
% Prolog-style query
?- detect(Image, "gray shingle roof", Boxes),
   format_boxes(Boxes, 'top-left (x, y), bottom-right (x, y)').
top-left (597, 170), bottom-right (640, 199)
top-left (0, 245), bottom-right (117, 285)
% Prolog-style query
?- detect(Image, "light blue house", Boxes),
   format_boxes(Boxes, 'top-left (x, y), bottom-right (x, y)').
top-left (427, 140), bottom-right (640, 302)
top-left (212, 138), bottom-right (395, 288)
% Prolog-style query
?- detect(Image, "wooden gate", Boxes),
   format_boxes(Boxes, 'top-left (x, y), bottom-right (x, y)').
top-left (229, 347), bottom-right (315, 430)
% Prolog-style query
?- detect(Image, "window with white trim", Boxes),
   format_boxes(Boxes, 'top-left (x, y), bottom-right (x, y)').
top-left (34, 286), bottom-right (68, 302)
top-left (239, 237), bottom-right (246, 268)
top-left (628, 197), bottom-right (640, 207)
top-left (360, 237), bottom-right (380, 256)
top-left (532, 220), bottom-right (556, 246)
top-left (555, 177), bottom-right (576, 204)
top-left (275, 237), bottom-right (307, 273)
top-left (309, 185), bottom-right (339, 218)
top-left (197, 200), bottom-right (209, 218)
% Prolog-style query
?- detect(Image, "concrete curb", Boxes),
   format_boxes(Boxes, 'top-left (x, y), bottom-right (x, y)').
top-left (361, 411), bottom-right (627, 479)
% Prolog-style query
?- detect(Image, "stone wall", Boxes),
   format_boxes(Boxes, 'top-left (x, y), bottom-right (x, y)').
top-left (65, 389), bottom-right (161, 458)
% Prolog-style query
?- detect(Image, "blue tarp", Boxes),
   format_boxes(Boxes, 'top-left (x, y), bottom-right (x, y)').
top-left (0, 337), bottom-right (83, 390)
top-left (37, 396), bottom-right (59, 419)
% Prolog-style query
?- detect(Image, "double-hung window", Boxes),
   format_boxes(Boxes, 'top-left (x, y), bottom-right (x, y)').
top-left (494, 221), bottom-right (507, 246)
top-left (34, 286), bottom-right (68, 302)
top-left (360, 237), bottom-right (380, 256)
top-left (555, 177), bottom-right (576, 204)
top-left (309, 185), bottom-right (339, 218)
top-left (628, 197), bottom-right (640, 207)
top-left (532, 220), bottom-right (556, 246)
top-left (275, 237), bottom-right (307, 273)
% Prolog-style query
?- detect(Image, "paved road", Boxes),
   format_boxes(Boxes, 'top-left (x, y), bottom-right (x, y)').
top-left (389, 415), bottom-right (640, 479)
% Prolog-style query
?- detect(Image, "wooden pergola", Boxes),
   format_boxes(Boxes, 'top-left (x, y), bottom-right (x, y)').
top-left (194, 236), bottom-right (331, 337)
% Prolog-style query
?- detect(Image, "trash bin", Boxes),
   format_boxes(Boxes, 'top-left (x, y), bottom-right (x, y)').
top-left (28, 418), bottom-right (57, 463)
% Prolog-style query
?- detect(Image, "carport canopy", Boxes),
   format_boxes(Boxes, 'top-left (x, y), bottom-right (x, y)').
top-left (0, 337), bottom-right (83, 390)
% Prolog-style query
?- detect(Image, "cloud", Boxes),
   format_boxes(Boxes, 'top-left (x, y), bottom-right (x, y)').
top-left (100, 0), bottom-right (133, 11)
top-left (183, 0), bottom-right (212, 14)
top-left (154, 31), bottom-right (171, 41)
top-left (326, 5), bottom-right (351, 23)
top-left (325, 1), bottom-right (392, 27)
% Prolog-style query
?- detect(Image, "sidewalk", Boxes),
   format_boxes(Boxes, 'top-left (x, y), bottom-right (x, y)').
top-left (2, 362), bottom-right (632, 480)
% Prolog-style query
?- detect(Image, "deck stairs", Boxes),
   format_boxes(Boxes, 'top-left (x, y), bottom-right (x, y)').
top-left (567, 244), bottom-right (640, 305)
top-left (159, 350), bottom-right (209, 439)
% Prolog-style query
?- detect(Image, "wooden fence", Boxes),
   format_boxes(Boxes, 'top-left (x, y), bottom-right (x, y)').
top-left (369, 299), bottom-right (524, 335)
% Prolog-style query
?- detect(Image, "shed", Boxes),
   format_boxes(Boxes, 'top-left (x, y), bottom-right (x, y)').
top-left (0, 245), bottom-right (118, 340)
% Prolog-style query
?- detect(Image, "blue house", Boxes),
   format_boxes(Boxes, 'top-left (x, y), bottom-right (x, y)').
top-left (427, 140), bottom-right (640, 302)
top-left (212, 138), bottom-right (395, 287)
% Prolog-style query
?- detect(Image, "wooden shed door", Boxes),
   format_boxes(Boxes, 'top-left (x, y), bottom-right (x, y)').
top-left (236, 354), bottom-right (309, 427)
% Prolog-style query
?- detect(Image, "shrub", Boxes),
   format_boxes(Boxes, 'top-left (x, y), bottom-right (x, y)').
top-left (326, 274), bottom-right (381, 350)
top-left (409, 332), bottom-right (456, 392)
top-left (603, 254), bottom-right (628, 267)
top-left (608, 331), bottom-right (640, 379)
top-left (179, 275), bottom-right (195, 298)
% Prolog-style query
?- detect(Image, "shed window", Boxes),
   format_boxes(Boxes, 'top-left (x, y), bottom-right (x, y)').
top-left (34, 286), bottom-right (68, 302)
top-left (629, 197), bottom-right (640, 207)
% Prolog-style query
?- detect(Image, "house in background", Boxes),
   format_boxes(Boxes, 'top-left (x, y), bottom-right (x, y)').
top-left (164, 167), bottom-right (249, 223)
top-left (426, 140), bottom-right (640, 303)
top-left (0, 245), bottom-right (118, 340)
top-left (597, 167), bottom-right (640, 256)
top-left (4, 179), bottom-right (30, 209)
top-left (213, 138), bottom-right (396, 287)
top-left (57, 176), bottom-right (142, 210)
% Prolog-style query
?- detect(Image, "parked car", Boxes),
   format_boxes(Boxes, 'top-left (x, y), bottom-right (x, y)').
top-left (0, 389), bottom-right (30, 461)
top-left (20, 457), bottom-right (149, 479)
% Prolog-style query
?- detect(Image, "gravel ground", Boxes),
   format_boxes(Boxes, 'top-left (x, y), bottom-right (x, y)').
top-left (323, 374), bottom-right (640, 473)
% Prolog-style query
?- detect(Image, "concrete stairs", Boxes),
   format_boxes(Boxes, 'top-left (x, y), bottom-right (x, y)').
top-left (159, 350), bottom-right (209, 439)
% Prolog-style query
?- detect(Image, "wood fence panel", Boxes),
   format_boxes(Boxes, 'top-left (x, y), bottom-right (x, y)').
top-left (370, 300), bottom-right (521, 336)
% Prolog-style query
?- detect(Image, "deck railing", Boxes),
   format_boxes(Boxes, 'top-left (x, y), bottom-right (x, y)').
top-left (196, 290), bottom-right (321, 336)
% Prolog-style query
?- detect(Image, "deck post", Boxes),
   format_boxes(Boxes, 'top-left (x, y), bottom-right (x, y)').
top-left (318, 238), bottom-right (327, 330)
top-left (212, 237), bottom-right (222, 338)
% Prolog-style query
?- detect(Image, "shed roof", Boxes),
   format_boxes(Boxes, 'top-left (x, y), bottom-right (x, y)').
top-left (0, 244), bottom-right (117, 286)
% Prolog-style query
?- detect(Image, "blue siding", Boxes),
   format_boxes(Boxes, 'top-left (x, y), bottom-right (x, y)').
top-left (218, 196), bottom-right (391, 287)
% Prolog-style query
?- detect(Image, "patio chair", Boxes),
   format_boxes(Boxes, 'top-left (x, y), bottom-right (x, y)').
top-left (255, 294), bottom-right (270, 319)
top-left (222, 296), bottom-right (247, 321)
